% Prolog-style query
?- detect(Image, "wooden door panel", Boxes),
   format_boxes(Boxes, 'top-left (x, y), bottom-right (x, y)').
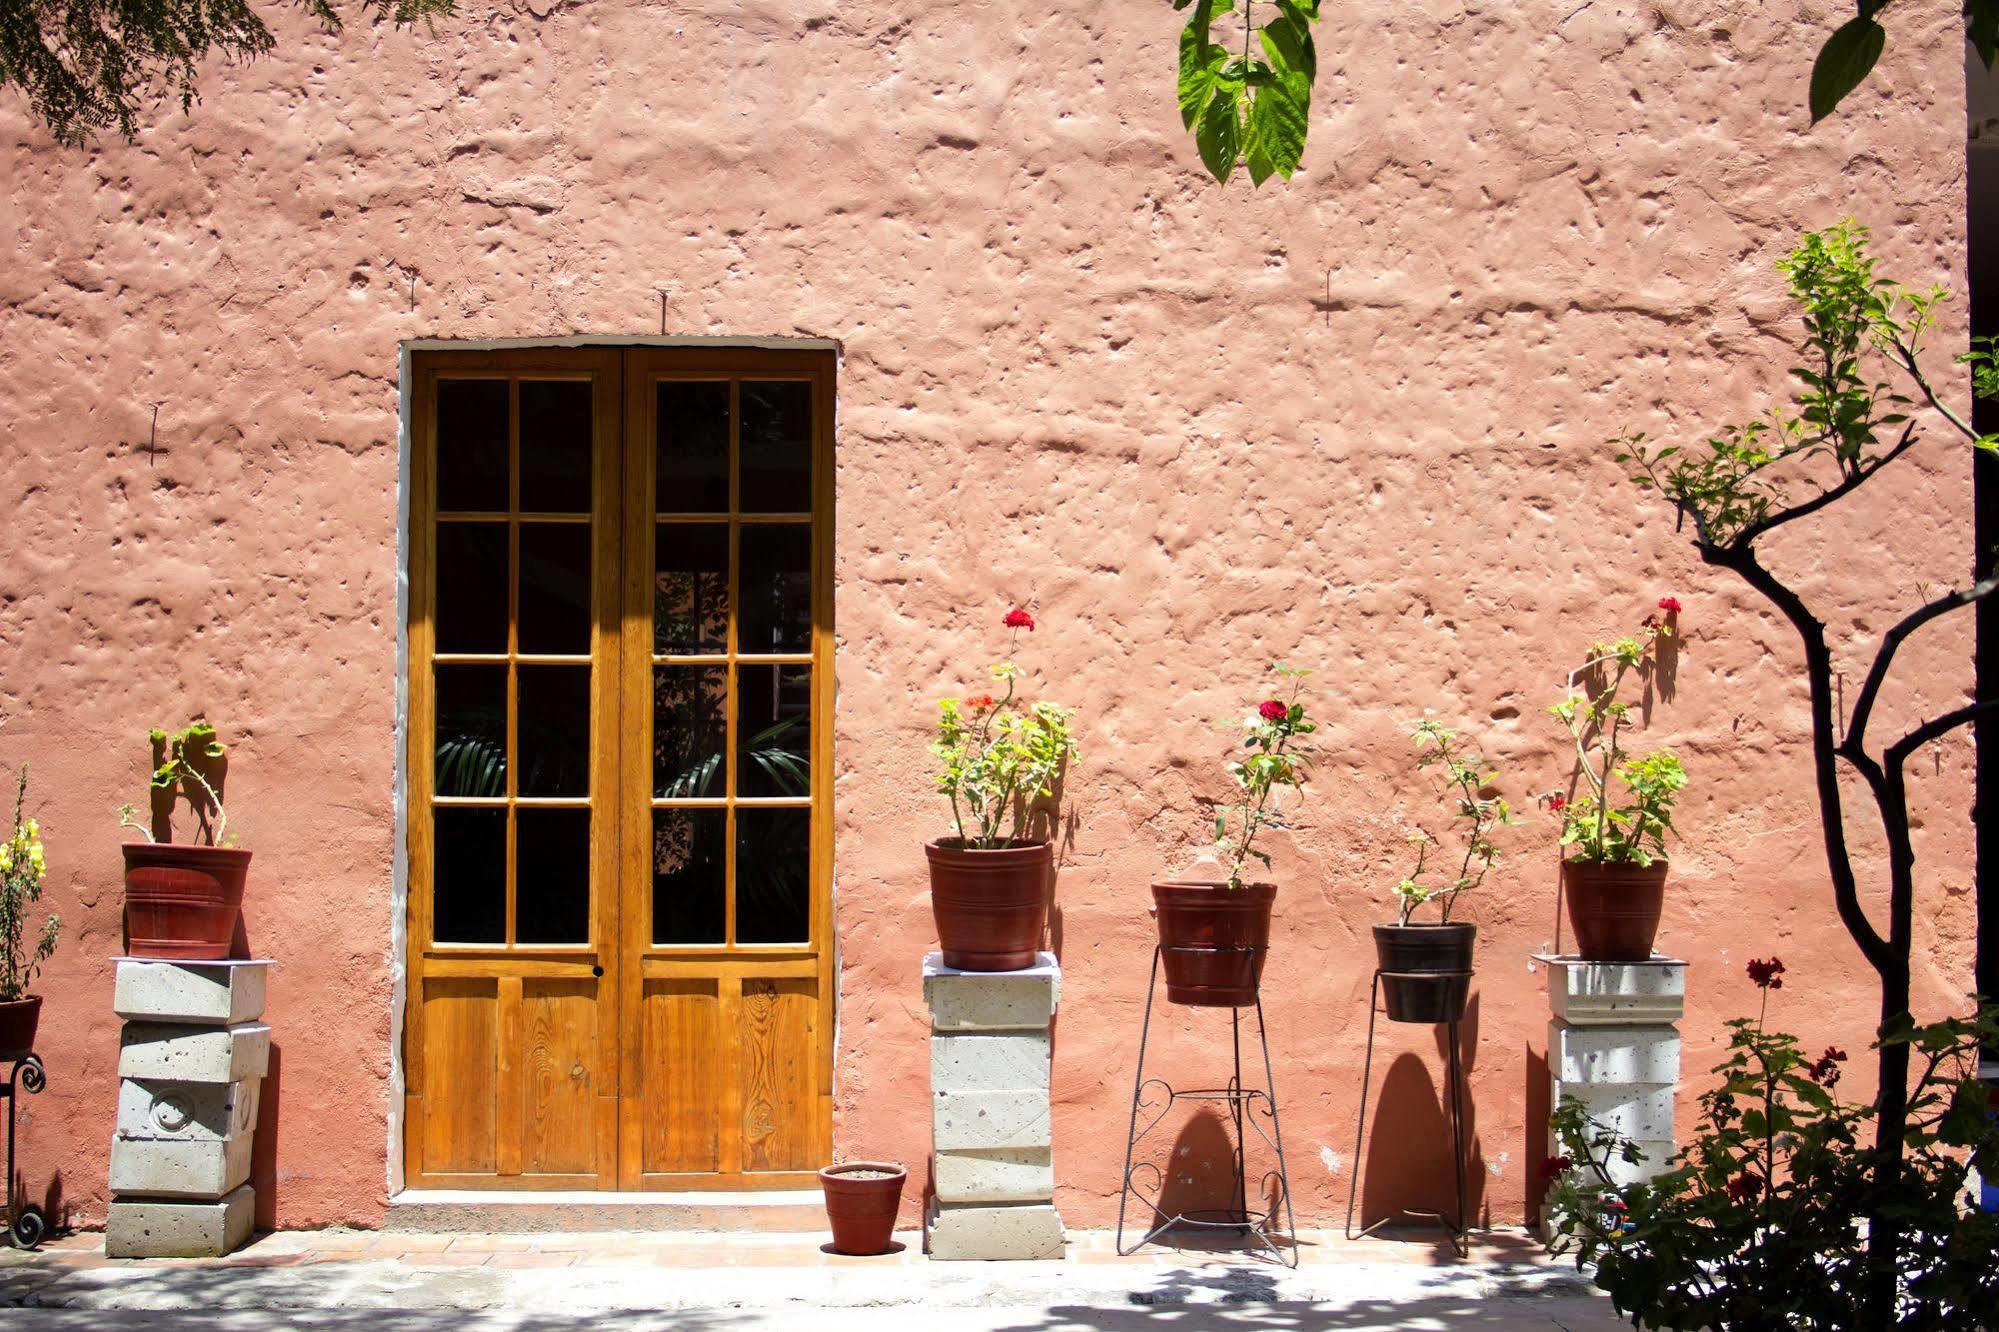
top-left (740, 977), bottom-right (817, 1173)
top-left (420, 977), bottom-right (499, 1175)
top-left (639, 978), bottom-right (722, 1175)
top-left (518, 977), bottom-right (605, 1176)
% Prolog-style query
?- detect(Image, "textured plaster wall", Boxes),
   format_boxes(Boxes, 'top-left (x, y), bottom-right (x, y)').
top-left (0, 0), bottom-right (1979, 1231)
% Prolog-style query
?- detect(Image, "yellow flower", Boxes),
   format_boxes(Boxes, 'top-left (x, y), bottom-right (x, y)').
top-left (0, 848), bottom-right (12, 873)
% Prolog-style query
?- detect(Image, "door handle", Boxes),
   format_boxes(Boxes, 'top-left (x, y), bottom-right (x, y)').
top-left (592, 965), bottom-right (604, 978)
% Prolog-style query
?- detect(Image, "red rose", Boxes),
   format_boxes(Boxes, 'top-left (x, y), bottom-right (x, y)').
top-left (1746, 957), bottom-right (1786, 990)
top-left (1657, 596), bottom-right (1683, 615)
top-left (1726, 1173), bottom-right (1762, 1202)
top-left (1541, 1154), bottom-right (1573, 1179)
top-left (1547, 792), bottom-right (1568, 814)
top-left (1258, 699), bottom-right (1288, 723)
top-left (1003, 608), bottom-right (1035, 631)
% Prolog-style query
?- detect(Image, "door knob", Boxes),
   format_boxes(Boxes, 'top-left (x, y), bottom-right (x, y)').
top-left (592, 965), bottom-right (604, 978)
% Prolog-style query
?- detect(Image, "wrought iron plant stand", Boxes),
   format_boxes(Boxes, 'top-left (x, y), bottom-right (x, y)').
top-left (4, 1052), bottom-right (47, 1248)
top-left (1344, 968), bottom-right (1471, 1257)
top-left (1115, 946), bottom-right (1297, 1266)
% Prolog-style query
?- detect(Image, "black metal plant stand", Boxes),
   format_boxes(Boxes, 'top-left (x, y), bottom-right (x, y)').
top-left (4, 1053), bottom-right (47, 1249)
top-left (1116, 946), bottom-right (1298, 1267)
top-left (1344, 970), bottom-right (1470, 1257)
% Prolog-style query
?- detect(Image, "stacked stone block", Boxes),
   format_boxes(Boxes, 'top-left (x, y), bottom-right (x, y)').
top-left (1538, 955), bottom-right (1686, 1236)
top-left (922, 952), bottom-right (1064, 1260)
top-left (106, 959), bottom-right (269, 1258)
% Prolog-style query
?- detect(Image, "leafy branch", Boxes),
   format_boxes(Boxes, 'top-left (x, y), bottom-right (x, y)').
top-left (1393, 718), bottom-right (1511, 924)
top-left (1172, 0), bottom-right (1320, 186)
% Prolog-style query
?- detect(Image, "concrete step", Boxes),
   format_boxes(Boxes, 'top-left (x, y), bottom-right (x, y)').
top-left (385, 1189), bottom-right (826, 1234)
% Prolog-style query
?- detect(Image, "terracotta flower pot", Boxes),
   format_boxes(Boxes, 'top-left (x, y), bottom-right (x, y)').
top-left (123, 843), bottom-right (252, 961)
top-left (0, 995), bottom-right (42, 1062)
top-left (1563, 859), bottom-right (1668, 961)
top-left (819, 1161), bottom-right (906, 1255)
top-left (926, 839), bottom-right (1051, 972)
top-left (1372, 922), bottom-right (1476, 1024)
top-left (1150, 878), bottom-right (1276, 1007)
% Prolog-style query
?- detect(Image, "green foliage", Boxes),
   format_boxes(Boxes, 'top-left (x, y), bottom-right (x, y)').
top-left (1393, 718), bottom-right (1512, 925)
top-left (0, 0), bottom-right (455, 146)
top-left (1810, 0), bottom-right (1999, 123)
top-left (1210, 665), bottom-right (1314, 889)
top-left (1548, 992), bottom-right (1999, 1330)
top-left (0, 767), bottom-right (58, 1004)
top-left (121, 721), bottom-right (234, 847)
top-left (932, 627), bottom-right (1078, 850)
top-left (1621, 221), bottom-right (1999, 549)
top-left (1549, 622), bottom-right (1684, 866)
top-left (1171, 0), bottom-right (1319, 186)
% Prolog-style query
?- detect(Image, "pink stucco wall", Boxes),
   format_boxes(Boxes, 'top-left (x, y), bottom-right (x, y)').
top-left (0, 1), bottom-right (1979, 1232)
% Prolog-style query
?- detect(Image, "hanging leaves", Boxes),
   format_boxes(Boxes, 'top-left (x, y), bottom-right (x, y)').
top-left (1170, 0), bottom-right (1320, 186)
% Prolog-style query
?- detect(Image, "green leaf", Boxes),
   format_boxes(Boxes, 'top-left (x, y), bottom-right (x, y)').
top-left (1243, 18), bottom-right (1310, 184)
top-left (1972, 0), bottom-right (1999, 68)
top-left (1809, 16), bottom-right (1886, 123)
top-left (1195, 88), bottom-right (1241, 183)
top-left (1177, 0), bottom-right (1227, 129)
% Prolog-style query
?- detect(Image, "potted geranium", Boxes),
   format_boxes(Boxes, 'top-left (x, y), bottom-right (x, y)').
top-left (1151, 666), bottom-right (1314, 1006)
top-left (1549, 607), bottom-right (1686, 961)
top-left (0, 766), bottom-right (58, 1062)
top-left (927, 610), bottom-right (1078, 972)
top-left (118, 722), bottom-right (249, 961)
top-left (1374, 719), bottom-right (1510, 1024)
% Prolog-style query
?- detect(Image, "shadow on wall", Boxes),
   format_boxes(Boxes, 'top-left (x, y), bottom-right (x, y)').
top-left (252, 1042), bottom-right (281, 1232)
top-left (1356, 995), bottom-right (1486, 1229)
top-left (1524, 1042), bottom-right (1553, 1227)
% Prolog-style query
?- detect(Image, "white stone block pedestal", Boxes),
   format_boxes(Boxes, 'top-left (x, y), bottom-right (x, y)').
top-left (923, 952), bottom-right (1064, 1260)
top-left (106, 959), bottom-right (269, 1259)
top-left (1536, 955), bottom-right (1686, 1237)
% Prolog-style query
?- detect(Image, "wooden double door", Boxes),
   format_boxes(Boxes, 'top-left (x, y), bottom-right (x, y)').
top-left (403, 345), bottom-right (835, 1190)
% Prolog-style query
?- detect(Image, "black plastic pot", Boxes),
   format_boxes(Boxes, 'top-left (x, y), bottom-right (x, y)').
top-left (1372, 922), bottom-right (1475, 1024)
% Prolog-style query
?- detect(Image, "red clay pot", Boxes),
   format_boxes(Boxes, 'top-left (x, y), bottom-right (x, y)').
top-left (123, 843), bottom-right (251, 961)
top-left (926, 839), bottom-right (1051, 971)
top-left (1150, 879), bottom-right (1276, 1007)
top-left (1563, 859), bottom-right (1668, 961)
top-left (0, 995), bottom-right (41, 1061)
top-left (819, 1161), bottom-right (906, 1255)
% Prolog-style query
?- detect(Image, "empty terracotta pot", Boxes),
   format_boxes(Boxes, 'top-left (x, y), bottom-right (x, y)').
top-left (926, 839), bottom-right (1050, 971)
top-left (123, 843), bottom-right (251, 961)
top-left (1150, 878), bottom-right (1276, 1007)
top-left (1563, 859), bottom-right (1668, 961)
top-left (0, 995), bottom-right (41, 1062)
top-left (1372, 922), bottom-right (1476, 1024)
top-left (819, 1161), bottom-right (906, 1255)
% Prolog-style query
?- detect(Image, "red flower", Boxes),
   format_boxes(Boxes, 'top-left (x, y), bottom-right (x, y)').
top-left (1003, 608), bottom-right (1035, 631)
top-left (1746, 957), bottom-right (1786, 990)
top-left (1808, 1046), bottom-right (1848, 1087)
top-left (1547, 792), bottom-right (1568, 814)
top-left (1657, 596), bottom-right (1683, 615)
top-left (1258, 699), bottom-right (1289, 723)
top-left (1726, 1172), bottom-right (1762, 1202)
top-left (965, 694), bottom-right (996, 714)
top-left (1541, 1154), bottom-right (1574, 1180)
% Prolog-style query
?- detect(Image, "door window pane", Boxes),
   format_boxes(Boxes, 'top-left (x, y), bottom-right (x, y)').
top-left (652, 809), bottom-right (725, 944)
top-left (653, 666), bottom-right (726, 798)
top-left (434, 807), bottom-right (506, 943)
top-left (434, 664), bottom-right (507, 798)
top-left (516, 807), bottom-right (590, 944)
top-left (736, 665), bottom-right (810, 797)
top-left (518, 523), bottom-right (592, 654)
top-left (517, 665), bottom-right (590, 797)
top-left (436, 380), bottom-right (509, 512)
top-left (739, 381), bottom-right (811, 513)
top-left (738, 525), bottom-right (811, 654)
top-left (656, 382), bottom-right (729, 513)
top-left (436, 523), bottom-right (509, 654)
top-left (735, 808), bottom-right (809, 944)
top-left (519, 380), bottom-right (594, 514)
top-left (655, 525), bottom-right (728, 655)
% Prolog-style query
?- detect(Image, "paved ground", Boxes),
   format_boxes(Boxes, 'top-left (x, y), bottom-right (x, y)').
top-left (0, 1228), bottom-right (1624, 1330)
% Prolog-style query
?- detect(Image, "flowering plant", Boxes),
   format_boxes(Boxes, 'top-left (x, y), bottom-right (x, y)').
top-left (932, 611), bottom-right (1078, 849)
top-left (0, 766), bottom-right (58, 1004)
top-left (1393, 719), bottom-right (1512, 924)
top-left (1547, 607), bottom-right (1685, 865)
top-left (1546, 960), bottom-right (1999, 1330)
top-left (1210, 666), bottom-right (1314, 890)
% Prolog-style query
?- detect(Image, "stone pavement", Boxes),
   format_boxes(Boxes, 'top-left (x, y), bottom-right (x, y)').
top-left (0, 1227), bottom-right (1622, 1329)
